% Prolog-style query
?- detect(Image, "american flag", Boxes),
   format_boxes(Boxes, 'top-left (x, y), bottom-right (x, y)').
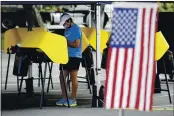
top-left (104, 3), bottom-right (158, 111)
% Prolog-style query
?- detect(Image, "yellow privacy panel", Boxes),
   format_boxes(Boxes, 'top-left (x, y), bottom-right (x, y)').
top-left (16, 27), bottom-right (47, 41)
top-left (88, 29), bottom-right (110, 53)
top-left (81, 31), bottom-right (89, 52)
top-left (40, 32), bottom-right (68, 64)
top-left (155, 31), bottom-right (169, 61)
top-left (3, 27), bottom-right (47, 53)
top-left (81, 27), bottom-right (111, 53)
top-left (81, 27), bottom-right (93, 38)
top-left (4, 28), bottom-right (20, 53)
top-left (21, 31), bottom-right (68, 64)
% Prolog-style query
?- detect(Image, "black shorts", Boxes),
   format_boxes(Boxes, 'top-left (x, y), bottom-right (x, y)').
top-left (59, 57), bottom-right (81, 71)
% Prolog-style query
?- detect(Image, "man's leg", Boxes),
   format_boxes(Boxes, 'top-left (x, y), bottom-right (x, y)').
top-left (69, 70), bottom-right (79, 100)
top-left (59, 70), bottom-right (69, 99)
top-left (63, 69), bottom-right (78, 107)
top-left (56, 70), bottom-right (69, 106)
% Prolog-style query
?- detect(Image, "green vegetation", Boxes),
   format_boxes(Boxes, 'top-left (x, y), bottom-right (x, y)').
top-left (158, 2), bottom-right (174, 12)
top-left (39, 3), bottom-right (174, 13)
top-left (39, 5), bottom-right (65, 12)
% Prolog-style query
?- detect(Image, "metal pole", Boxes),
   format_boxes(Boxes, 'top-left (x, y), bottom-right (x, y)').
top-left (5, 53), bottom-right (11, 90)
top-left (89, 5), bottom-right (92, 28)
top-left (28, 63), bottom-right (32, 78)
top-left (96, 3), bottom-right (101, 107)
top-left (118, 109), bottom-right (124, 116)
top-left (96, 4), bottom-right (101, 71)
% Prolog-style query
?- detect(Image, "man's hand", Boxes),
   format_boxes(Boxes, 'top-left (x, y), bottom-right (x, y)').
top-left (67, 39), bottom-right (80, 48)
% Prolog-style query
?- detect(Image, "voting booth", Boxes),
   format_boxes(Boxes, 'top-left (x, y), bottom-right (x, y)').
top-left (4, 27), bottom-right (70, 108)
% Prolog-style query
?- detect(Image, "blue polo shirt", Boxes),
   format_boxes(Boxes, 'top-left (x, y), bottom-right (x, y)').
top-left (64, 24), bottom-right (82, 58)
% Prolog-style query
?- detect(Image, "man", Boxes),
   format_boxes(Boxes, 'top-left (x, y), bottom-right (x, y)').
top-left (56, 13), bottom-right (82, 107)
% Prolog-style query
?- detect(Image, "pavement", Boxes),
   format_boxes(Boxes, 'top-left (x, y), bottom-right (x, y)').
top-left (1, 52), bottom-right (174, 116)
top-left (2, 108), bottom-right (174, 116)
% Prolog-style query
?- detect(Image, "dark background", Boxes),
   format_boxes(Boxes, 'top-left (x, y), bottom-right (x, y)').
top-left (158, 12), bottom-right (174, 53)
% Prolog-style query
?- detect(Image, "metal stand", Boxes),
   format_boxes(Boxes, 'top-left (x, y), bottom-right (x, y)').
top-left (161, 58), bottom-right (172, 104)
top-left (16, 61), bottom-right (68, 109)
top-left (17, 75), bottom-right (20, 92)
top-left (4, 53), bottom-right (11, 90)
top-left (18, 76), bottom-right (24, 96)
top-left (38, 62), bottom-right (54, 92)
top-left (84, 56), bottom-right (92, 94)
top-left (47, 62), bottom-right (54, 93)
top-left (39, 62), bottom-right (45, 109)
top-left (92, 2), bottom-right (101, 108)
top-left (155, 50), bottom-right (173, 103)
top-left (77, 57), bottom-right (92, 94)
top-left (43, 62), bottom-right (47, 84)
top-left (118, 109), bottom-right (124, 116)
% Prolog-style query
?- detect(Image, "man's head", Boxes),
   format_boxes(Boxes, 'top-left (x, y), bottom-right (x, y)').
top-left (59, 13), bottom-right (73, 29)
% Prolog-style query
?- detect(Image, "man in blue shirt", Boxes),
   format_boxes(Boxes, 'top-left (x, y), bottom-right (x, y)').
top-left (56, 13), bottom-right (82, 107)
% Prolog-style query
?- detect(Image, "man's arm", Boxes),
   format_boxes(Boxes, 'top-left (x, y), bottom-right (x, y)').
top-left (68, 39), bottom-right (80, 48)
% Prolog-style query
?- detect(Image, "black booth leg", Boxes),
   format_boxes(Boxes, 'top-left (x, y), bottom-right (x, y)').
top-left (44, 63), bottom-right (47, 84)
top-left (47, 75), bottom-right (51, 93)
top-left (5, 53), bottom-right (11, 90)
top-left (47, 78), bottom-right (50, 93)
top-left (83, 57), bottom-right (92, 94)
top-left (163, 59), bottom-right (172, 104)
top-left (98, 85), bottom-right (104, 107)
top-left (47, 77), bottom-right (54, 93)
top-left (50, 78), bottom-right (54, 90)
top-left (17, 76), bottom-right (20, 92)
top-left (92, 85), bottom-right (97, 107)
top-left (47, 62), bottom-right (54, 93)
top-left (18, 76), bottom-right (24, 96)
top-left (164, 73), bottom-right (172, 104)
top-left (39, 63), bottom-right (45, 109)
top-left (38, 67), bottom-right (41, 87)
top-left (87, 77), bottom-right (92, 94)
top-left (86, 68), bottom-right (92, 94)
top-left (50, 62), bottom-right (54, 89)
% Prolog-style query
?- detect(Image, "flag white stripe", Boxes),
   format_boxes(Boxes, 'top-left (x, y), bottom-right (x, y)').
top-left (129, 8), bottom-right (143, 108)
top-left (106, 48), bottom-right (117, 109)
top-left (146, 8), bottom-right (157, 111)
top-left (139, 8), bottom-right (151, 111)
top-left (114, 48), bottom-right (125, 108)
top-left (122, 48), bottom-right (133, 108)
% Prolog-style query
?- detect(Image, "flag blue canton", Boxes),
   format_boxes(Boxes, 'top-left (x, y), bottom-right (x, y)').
top-left (110, 8), bottom-right (138, 48)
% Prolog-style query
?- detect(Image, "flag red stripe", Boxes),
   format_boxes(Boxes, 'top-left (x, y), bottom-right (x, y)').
top-left (111, 49), bottom-right (119, 108)
top-left (136, 8), bottom-right (146, 109)
top-left (144, 8), bottom-right (153, 110)
top-left (150, 10), bottom-right (158, 111)
top-left (119, 49), bottom-right (128, 108)
top-left (104, 47), bottom-right (112, 107)
top-left (127, 49), bottom-right (135, 107)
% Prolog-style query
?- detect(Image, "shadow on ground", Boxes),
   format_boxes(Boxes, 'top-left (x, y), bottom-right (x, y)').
top-left (2, 92), bottom-right (92, 110)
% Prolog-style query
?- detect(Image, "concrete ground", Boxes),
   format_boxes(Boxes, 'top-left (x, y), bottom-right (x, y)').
top-left (1, 52), bottom-right (174, 116)
top-left (2, 108), bottom-right (173, 116)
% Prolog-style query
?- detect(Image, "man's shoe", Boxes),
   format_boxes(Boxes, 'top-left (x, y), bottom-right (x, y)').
top-left (64, 99), bottom-right (77, 107)
top-left (56, 98), bottom-right (65, 106)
